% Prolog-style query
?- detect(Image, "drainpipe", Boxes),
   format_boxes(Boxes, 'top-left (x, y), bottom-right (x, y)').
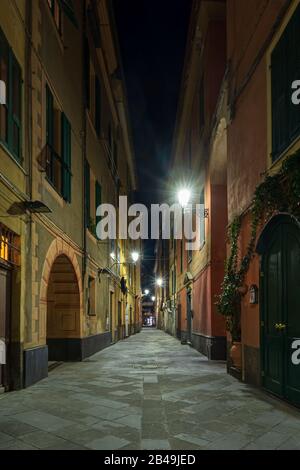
top-left (82, 0), bottom-right (87, 294)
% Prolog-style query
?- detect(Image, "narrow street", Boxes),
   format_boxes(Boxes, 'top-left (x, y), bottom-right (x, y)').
top-left (0, 329), bottom-right (300, 450)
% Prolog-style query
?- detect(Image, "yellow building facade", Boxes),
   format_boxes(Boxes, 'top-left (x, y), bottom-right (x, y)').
top-left (0, 0), bottom-right (141, 392)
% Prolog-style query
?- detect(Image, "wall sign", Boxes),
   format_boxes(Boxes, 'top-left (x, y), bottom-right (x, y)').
top-left (249, 284), bottom-right (258, 304)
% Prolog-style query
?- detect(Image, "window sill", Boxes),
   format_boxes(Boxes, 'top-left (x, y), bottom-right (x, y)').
top-left (87, 228), bottom-right (97, 244)
top-left (86, 110), bottom-right (101, 142)
top-left (45, 3), bottom-right (65, 54)
top-left (0, 141), bottom-right (26, 174)
top-left (44, 177), bottom-right (65, 208)
top-left (199, 241), bottom-right (206, 251)
top-left (270, 134), bottom-right (300, 172)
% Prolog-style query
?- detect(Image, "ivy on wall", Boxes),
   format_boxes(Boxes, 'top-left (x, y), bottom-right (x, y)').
top-left (217, 149), bottom-right (300, 340)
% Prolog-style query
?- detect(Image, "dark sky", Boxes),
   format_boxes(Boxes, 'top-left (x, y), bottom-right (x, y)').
top-left (113, 0), bottom-right (191, 289)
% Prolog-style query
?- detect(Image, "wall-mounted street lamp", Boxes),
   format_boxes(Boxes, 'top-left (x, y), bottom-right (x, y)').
top-left (144, 289), bottom-right (150, 295)
top-left (177, 188), bottom-right (191, 208)
top-left (151, 296), bottom-right (155, 302)
top-left (7, 200), bottom-right (52, 215)
top-left (177, 186), bottom-right (209, 218)
top-left (156, 277), bottom-right (163, 287)
top-left (98, 251), bottom-right (140, 278)
top-left (131, 251), bottom-right (139, 263)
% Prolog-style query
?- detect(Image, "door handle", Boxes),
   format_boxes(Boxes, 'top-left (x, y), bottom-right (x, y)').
top-left (275, 323), bottom-right (286, 330)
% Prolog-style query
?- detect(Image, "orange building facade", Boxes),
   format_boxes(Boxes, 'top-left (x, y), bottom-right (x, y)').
top-left (156, 0), bottom-right (300, 408)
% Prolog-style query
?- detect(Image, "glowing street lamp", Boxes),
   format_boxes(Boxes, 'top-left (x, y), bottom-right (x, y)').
top-left (144, 289), bottom-right (150, 295)
top-left (151, 296), bottom-right (155, 302)
top-left (156, 278), bottom-right (163, 287)
top-left (131, 251), bottom-right (140, 263)
top-left (177, 188), bottom-right (191, 208)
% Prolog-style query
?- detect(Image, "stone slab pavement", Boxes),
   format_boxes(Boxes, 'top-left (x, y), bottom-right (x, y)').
top-left (1, 329), bottom-right (300, 450)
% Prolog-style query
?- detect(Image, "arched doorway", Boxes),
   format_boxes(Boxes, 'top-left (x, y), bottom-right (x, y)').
top-left (258, 215), bottom-right (300, 407)
top-left (47, 254), bottom-right (80, 361)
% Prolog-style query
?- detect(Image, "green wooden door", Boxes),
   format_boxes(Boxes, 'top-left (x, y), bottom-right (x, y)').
top-left (284, 223), bottom-right (300, 406)
top-left (262, 219), bottom-right (300, 406)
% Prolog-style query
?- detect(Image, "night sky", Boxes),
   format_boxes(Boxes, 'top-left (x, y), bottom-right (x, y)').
top-left (113, 0), bottom-right (192, 289)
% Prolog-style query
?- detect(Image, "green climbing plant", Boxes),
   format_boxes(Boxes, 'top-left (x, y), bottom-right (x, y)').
top-left (217, 149), bottom-right (300, 339)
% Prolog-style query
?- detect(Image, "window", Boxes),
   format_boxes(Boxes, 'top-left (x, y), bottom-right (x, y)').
top-left (87, 276), bottom-right (96, 316)
top-left (0, 223), bottom-right (20, 266)
top-left (271, 4), bottom-right (300, 161)
top-left (84, 37), bottom-right (90, 109)
top-left (95, 180), bottom-right (102, 227)
top-left (172, 269), bottom-right (176, 295)
top-left (95, 76), bottom-right (101, 136)
top-left (113, 139), bottom-right (118, 173)
top-left (0, 28), bottom-right (22, 162)
top-left (200, 187), bottom-right (205, 246)
top-left (180, 240), bottom-right (183, 273)
top-left (46, 85), bottom-right (72, 201)
top-left (188, 129), bottom-right (192, 169)
top-left (199, 75), bottom-right (205, 132)
top-left (108, 123), bottom-right (114, 170)
top-left (47, 0), bottom-right (62, 34)
top-left (84, 159), bottom-right (90, 228)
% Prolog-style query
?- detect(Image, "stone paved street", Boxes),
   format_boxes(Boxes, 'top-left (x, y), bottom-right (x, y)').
top-left (1, 329), bottom-right (300, 450)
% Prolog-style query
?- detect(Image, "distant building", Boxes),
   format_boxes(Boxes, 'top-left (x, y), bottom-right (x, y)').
top-left (142, 299), bottom-right (156, 327)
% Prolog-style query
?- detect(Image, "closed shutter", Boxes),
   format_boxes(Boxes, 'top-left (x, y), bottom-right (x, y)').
top-left (85, 160), bottom-right (90, 228)
top-left (46, 85), bottom-right (54, 147)
top-left (272, 4), bottom-right (300, 161)
top-left (46, 85), bottom-right (54, 180)
top-left (84, 37), bottom-right (90, 109)
top-left (95, 180), bottom-right (102, 231)
top-left (95, 76), bottom-right (101, 136)
top-left (61, 113), bottom-right (72, 202)
top-left (288, 5), bottom-right (300, 141)
top-left (271, 30), bottom-right (288, 160)
top-left (11, 55), bottom-right (22, 161)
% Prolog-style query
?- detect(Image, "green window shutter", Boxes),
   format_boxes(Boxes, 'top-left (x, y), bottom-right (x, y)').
top-left (11, 55), bottom-right (22, 161)
top-left (0, 30), bottom-right (9, 146)
top-left (271, 30), bottom-right (288, 160)
top-left (272, 4), bottom-right (300, 161)
top-left (95, 76), bottom-right (101, 136)
top-left (46, 85), bottom-right (54, 147)
top-left (61, 113), bottom-right (72, 202)
top-left (287, 5), bottom-right (300, 142)
top-left (85, 160), bottom-right (90, 228)
top-left (95, 180), bottom-right (102, 229)
top-left (84, 37), bottom-right (90, 109)
top-left (58, 0), bottom-right (78, 28)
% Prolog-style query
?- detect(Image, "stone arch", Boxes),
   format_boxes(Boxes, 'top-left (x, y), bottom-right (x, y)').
top-left (39, 238), bottom-right (83, 345)
top-left (256, 213), bottom-right (300, 255)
